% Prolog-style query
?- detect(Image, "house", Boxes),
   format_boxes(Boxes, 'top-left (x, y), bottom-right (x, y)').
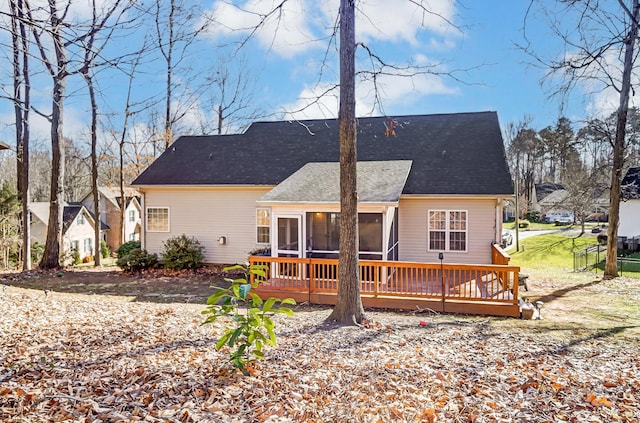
top-left (30, 202), bottom-right (108, 262)
top-left (132, 111), bottom-right (514, 266)
top-left (531, 182), bottom-right (567, 219)
top-left (620, 166), bottom-right (640, 239)
top-left (81, 186), bottom-right (141, 252)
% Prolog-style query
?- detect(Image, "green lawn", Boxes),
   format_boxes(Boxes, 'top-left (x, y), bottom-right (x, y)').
top-left (507, 233), bottom-right (598, 270)
top-left (508, 232), bottom-right (640, 278)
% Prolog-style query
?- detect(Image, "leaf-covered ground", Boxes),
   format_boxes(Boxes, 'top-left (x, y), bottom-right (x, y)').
top-left (1, 270), bottom-right (639, 422)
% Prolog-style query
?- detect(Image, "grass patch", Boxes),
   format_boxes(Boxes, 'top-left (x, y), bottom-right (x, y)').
top-left (72, 257), bottom-right (118, 268)
top-left (508, 233), bottom-right (598, 270)
top-left (593, 251), bottom-right (640, 277)
top-left (504, 221), bottom-right (566, 231)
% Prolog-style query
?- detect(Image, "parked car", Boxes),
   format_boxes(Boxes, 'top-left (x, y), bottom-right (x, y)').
top-left (586, 212), bottom-right (608, 222)
top-left (501, 230), bottom-right (513, 248)
top-left (544, 211), bottom-right (574, 224)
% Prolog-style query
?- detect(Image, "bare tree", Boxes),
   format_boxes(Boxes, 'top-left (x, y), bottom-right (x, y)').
top-left (28, 0), bottom-right (69, 269)
top-left (78, 0), bottom-right (135, 266)
top-left (199, 56), bottom-right (261, 135)
top-left (327, 0), bottom-right (365, 325)
top-left (524, 0), bottom-right (640, 278)
top-left (152, 0), bottom-right (207, 149)
top-left (9, 0), bottom-right (31, 270)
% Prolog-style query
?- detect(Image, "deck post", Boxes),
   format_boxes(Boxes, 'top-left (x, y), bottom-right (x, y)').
top-left (439, 253), bottom-right (445, 312)
top-left (308, 258), bottom-right (313, 304)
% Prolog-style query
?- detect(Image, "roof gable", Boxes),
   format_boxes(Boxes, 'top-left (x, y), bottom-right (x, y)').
top-left (132, 112), bottom-right (514, 196)
top-left (259, 161), bottom-right (412, 204)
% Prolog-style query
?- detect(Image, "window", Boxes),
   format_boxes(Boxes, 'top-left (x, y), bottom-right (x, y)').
top-left (256, 208), bottom-right (270, 243)
top-left (77, 213), bottom-right (85, 225)
top-left (305, 212), bottom-right (384, 259)
top-left (428, 210), bottom-right (467, 252)
top-left (71, 240), bottom-right (79, 252)
top-left (128, 209), bottom-right (136, 222)
top-left (147, 207), bottom-right (169, 232)
top-left (84, 238), bottom-right (92, 254)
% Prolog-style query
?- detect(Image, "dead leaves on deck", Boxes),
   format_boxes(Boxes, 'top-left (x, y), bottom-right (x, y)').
top-left (1, 287), bottom-right (639, 422)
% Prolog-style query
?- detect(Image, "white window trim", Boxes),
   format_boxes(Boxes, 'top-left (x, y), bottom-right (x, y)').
top-left (256, 207), bottom-right (271, 244)
top-left (427, 209), bottom-right (468, 253)
top-left (146, 206), bottom-right (170, 233)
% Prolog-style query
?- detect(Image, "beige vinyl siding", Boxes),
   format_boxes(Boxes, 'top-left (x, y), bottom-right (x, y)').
top-left (30, 219), bottom-right (48, 246)
top-left (620, 199), bottom-right (640, 237)
top-left (63, 211), bottom-right (98, 259)
top-left (143, 187), bottom-right (272, 264)
top-left (123, 201), bottom-right (141, 242)
top-left (398, 197), bottom-right (497, 264)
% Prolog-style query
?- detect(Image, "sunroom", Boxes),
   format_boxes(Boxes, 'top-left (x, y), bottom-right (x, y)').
top-left (256, 161), bottom-right (409, 262)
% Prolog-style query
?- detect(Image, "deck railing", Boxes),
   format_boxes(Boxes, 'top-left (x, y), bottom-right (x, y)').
top-left (249, 256), bottom-right (520, 316)
top-left (491, 243), bottom-right (511, 265)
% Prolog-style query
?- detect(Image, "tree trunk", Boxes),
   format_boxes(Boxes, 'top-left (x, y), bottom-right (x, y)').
top-left (39, 1), bottom-right (66, 269)
top-left (84, 69), bottom-right (101, 266)
top-left (11, 0), bottom-right (31, 270)
top-left (20, 0), bottom-right (31, 271)
top-left (604, 0), bottom-right (639, 278)
top-left (40, 74), bottom-right (65, 269)
top-left (327, 0), bottom-right (365, 325)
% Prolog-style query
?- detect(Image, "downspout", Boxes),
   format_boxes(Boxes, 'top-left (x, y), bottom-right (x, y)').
top-left (140, 190), bottom-right (145, 250)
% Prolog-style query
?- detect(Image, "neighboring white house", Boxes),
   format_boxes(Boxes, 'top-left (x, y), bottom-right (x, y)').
top-left (81, 186), bottom-right (141, 252)
top-left (132, 112), bottom-right (515, 266)
top-left (30, 202), bottom-right (108, 263)
top-left (620, 166), bottom-right (640, 238)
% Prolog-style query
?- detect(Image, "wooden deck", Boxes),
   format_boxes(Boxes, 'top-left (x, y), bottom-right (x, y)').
top-left (250, 248), bottom-right (520, 317)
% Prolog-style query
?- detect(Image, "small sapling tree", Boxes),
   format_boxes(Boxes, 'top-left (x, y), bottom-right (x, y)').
top-left (202, 262), bottom-right (295, 373)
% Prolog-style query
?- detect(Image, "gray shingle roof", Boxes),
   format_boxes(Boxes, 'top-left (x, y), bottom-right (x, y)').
top-left (132, 111), bottom-right (514, 196)
top-left (622, 166), bottom-right (640, 200)
top-left (259, 161), bottom-right (412, 203)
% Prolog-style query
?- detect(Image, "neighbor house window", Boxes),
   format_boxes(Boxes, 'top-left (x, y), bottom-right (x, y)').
top-left (257, 208), bottom-right (270, 243)
top-left (128, 209), bottom-right (136, 222)
top-left (428, 210), bottom-right (467, 252)
top-left (71, 240), bottom-right (79, 252)
top-left (147, 207), bottom-right (169, 232)
top-left (84, 238), bottom-right (92, 254)
top-left (77, 213), bottom-right (85, 225)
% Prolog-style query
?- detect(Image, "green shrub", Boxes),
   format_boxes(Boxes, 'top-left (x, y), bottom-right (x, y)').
top-left (525, 211), bottom-right (541, 223)
top-left (518, 219), bottom-right (530, 229)
top-left (116, 240), bottom-right (140, 259)
top-left (117, 248), bottom-right (158, 272)
top-left (31, 242), bottom-right (44, 264)
top-left (162, 234), bottom-right (205, 270)
top-left (72, 249), bottom-right (81, 266)
top-left (100, 240), bottom-right (110, 259)
top-left (201, 262), bottom-right (295, 373)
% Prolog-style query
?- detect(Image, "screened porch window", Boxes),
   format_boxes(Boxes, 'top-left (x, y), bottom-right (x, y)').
top-left (428, 210), bottom-right (467, 252)
top-left (306, 212), bottom-right (383, 259)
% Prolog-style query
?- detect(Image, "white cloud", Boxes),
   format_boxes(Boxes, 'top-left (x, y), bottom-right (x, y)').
top-left (203, 0), bottom-right (324, 58)
top-left (281, 67), bottom-right (459, 120)
top-left (204, 0), bottom-right (460, 57)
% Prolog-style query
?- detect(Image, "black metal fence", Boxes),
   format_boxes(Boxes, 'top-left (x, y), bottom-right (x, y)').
top-left (617, 257), bottom-right (640, 276)
top-left (574, 244), bottom-right (640, 275)
top-left (573, 245), bottom-right (606, 272)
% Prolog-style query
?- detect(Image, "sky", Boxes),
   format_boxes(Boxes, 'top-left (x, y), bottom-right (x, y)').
top-left (0, 0), bottom-right (631, 148)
